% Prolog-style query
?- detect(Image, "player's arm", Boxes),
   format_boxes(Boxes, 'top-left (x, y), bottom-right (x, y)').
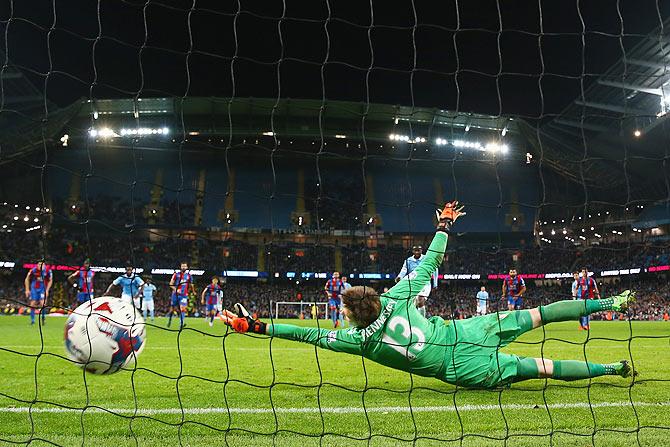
top-left (592, 279), bottom-right (600, 298)
top-left (221, 303), bottom-right (363, 355)
top-left (200, 286), bottom-right (207, 305)
top-left (23, 270), bottom-right (31, 298)
top-left (67, 271), bottom-right (78, 284)
top-left (45, 271), bottom-right (53, 297)
top-left (104, 277), bottom-right (119, 295)
top-left (169, 273), bottom-right (177, 292)
top-left (519, 280), bottom-right (526, 297)
top-left (501, 280), bottom-right (507, 297)
top-left (386, 202), bottom-right (464, 304)
top-left (387, 234), bottom-right (445, 303)
top-left (268, 324), bottom-right (362, 355)
top-left (134, 278), bottom-right (145, 299)
top-left (395, 261), bottom-right (408, 283)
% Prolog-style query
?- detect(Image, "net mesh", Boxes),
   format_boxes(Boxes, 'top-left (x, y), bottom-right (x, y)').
top-left (1, 0), bottom-right (669, 445)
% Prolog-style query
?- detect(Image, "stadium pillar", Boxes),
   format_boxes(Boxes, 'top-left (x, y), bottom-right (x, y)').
top-left (366, 174), bottom-right (379, 220)
top-left (291, 168), bottom-right (311, 226)
top-left (433, 178), bottom-right (444, 209)
top-left (67, 174), bottom-right (81, 215)
top-left (218, 169), bottom-right (239, 226)
top-left (146, 169), bottom-right (164, 225)
top-left (335, 247), bottom-right (342, 273)
top-left (193, 169), bottom-right (206, 226)
top-left (257, 245), bottom-right (266, 272)
top-left (296, 169), bottom-right (305, 214)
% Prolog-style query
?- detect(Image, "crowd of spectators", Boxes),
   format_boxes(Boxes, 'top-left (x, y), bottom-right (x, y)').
top-left (0, 266), bottom-right (669, 321)
top-left (3, 201), bottom-right (670, 323)
top-left (27, 197), bottom-right (197, 229)
top-left (4, 196), bottom-right (670, 278)
top-left (265, 244), bottom-right (335, 273)
top-left (3, 227), bottom-right (670, 279)
top-left (304, 175), bottom-right (365, 231)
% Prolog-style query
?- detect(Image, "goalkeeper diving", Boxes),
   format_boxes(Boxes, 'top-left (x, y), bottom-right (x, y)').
top-left (222, 202), bottom-right (635, 388)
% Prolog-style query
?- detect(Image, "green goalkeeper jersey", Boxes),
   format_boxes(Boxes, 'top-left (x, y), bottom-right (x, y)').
top-left (269, 231), bottom-right (461, 381)
top-left (268, 230), bottom-right (523, 388)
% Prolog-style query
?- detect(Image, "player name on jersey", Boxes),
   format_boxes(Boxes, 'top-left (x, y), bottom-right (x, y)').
top-left (360, 300), bottom-right (396, 340)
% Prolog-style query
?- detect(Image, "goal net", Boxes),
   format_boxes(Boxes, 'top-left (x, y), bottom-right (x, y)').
top-left (0, 0), bottom-right (669, 446)
top-left (273, 301), bottom-right (329, 320)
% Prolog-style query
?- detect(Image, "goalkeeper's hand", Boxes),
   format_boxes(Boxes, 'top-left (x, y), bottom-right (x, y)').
top-left (435, 201), bottom-right (466, 231)
top-left (221, 303), bottom-right (267, 334)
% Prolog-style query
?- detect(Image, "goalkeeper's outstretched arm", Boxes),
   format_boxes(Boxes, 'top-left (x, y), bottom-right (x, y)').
top-left (384, 201), bottom-right (464, 305)
top-left (221, 202), bottom-right (465, 349)
top-left (220, 303), bottom-right (364, 355)
top-left (267, 323), bottom-right (364, 355)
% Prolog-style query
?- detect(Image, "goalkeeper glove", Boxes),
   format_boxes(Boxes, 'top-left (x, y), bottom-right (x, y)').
top-left (435, 201), bottom-right (466, 231)
top-left (221, 303), bottom-right (267, 334)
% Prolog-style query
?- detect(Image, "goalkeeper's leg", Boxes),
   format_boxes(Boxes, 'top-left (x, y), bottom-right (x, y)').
top-left (515, 357), bottom-right (634, 381)
top-left (515, 290), bottom-right (635, 333)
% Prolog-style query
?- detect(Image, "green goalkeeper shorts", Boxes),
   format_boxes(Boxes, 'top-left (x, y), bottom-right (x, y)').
top-left (442, 311), bottom-right (523, 388)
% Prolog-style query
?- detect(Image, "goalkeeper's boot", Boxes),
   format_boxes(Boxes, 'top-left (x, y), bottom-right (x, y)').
top-left (611, 360), bottom-right (635, 378)
top-left (610, 290), bottom-right (636, 312)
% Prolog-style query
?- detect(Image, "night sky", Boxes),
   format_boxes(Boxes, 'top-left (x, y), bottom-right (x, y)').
top-left (2, 0), bottom-right (670, 118)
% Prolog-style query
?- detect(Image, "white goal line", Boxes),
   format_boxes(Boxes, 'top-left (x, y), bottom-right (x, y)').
top-left (1, 401), bottom-right (667, 415)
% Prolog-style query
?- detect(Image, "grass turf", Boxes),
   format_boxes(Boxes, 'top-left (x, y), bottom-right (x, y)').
top-left (0, 315), bottom-right (669, 446)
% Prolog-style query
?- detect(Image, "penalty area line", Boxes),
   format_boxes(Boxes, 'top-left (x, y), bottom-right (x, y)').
top-left (0, 401), bottom-right (668, 415)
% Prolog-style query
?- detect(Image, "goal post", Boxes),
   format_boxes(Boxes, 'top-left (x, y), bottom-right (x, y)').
top-left (272, 301), bottom-right (329, 320)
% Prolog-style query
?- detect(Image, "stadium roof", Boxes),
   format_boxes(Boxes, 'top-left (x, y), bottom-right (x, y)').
top-left (5, 10), bottom-right (670, 203)
top-left (0, 50), bottom-right (81, 164)
top-left (79, 96), bottom-right (516, 142)
top-left (535, 17), bottom-right (670, 197)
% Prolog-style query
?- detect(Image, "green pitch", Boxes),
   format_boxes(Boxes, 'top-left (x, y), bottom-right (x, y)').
top-left (1, 316), bottom-right (669, 447)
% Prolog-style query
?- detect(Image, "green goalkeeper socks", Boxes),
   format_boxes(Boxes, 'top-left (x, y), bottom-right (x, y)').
top-left (516, 357), bottom-right (620, 380)
top-left (539, 299), bottom-right (612, 324)
top-left (552, 360), bottom-right (622, 380)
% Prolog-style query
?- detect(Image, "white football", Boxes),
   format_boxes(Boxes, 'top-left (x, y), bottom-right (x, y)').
top-left (64, 296), bottom-right (146, 374)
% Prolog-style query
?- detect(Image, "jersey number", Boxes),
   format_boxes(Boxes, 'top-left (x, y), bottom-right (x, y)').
top-left (381, 316), bottom-right (425, 361)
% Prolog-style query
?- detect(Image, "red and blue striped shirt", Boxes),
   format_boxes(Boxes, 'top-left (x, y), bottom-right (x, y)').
top-left (75, 268), bottom-right (95, 293)
top-left (576, 277), bottom-right (597, 299)
top-left (171, 271), bottom-right (192, 296)
top-left (204, 283), bottom-right (221, 305)
top-left (30, 266), bottom-right (52, 291)
top-left (325, 278), bottom-right (345, 300)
